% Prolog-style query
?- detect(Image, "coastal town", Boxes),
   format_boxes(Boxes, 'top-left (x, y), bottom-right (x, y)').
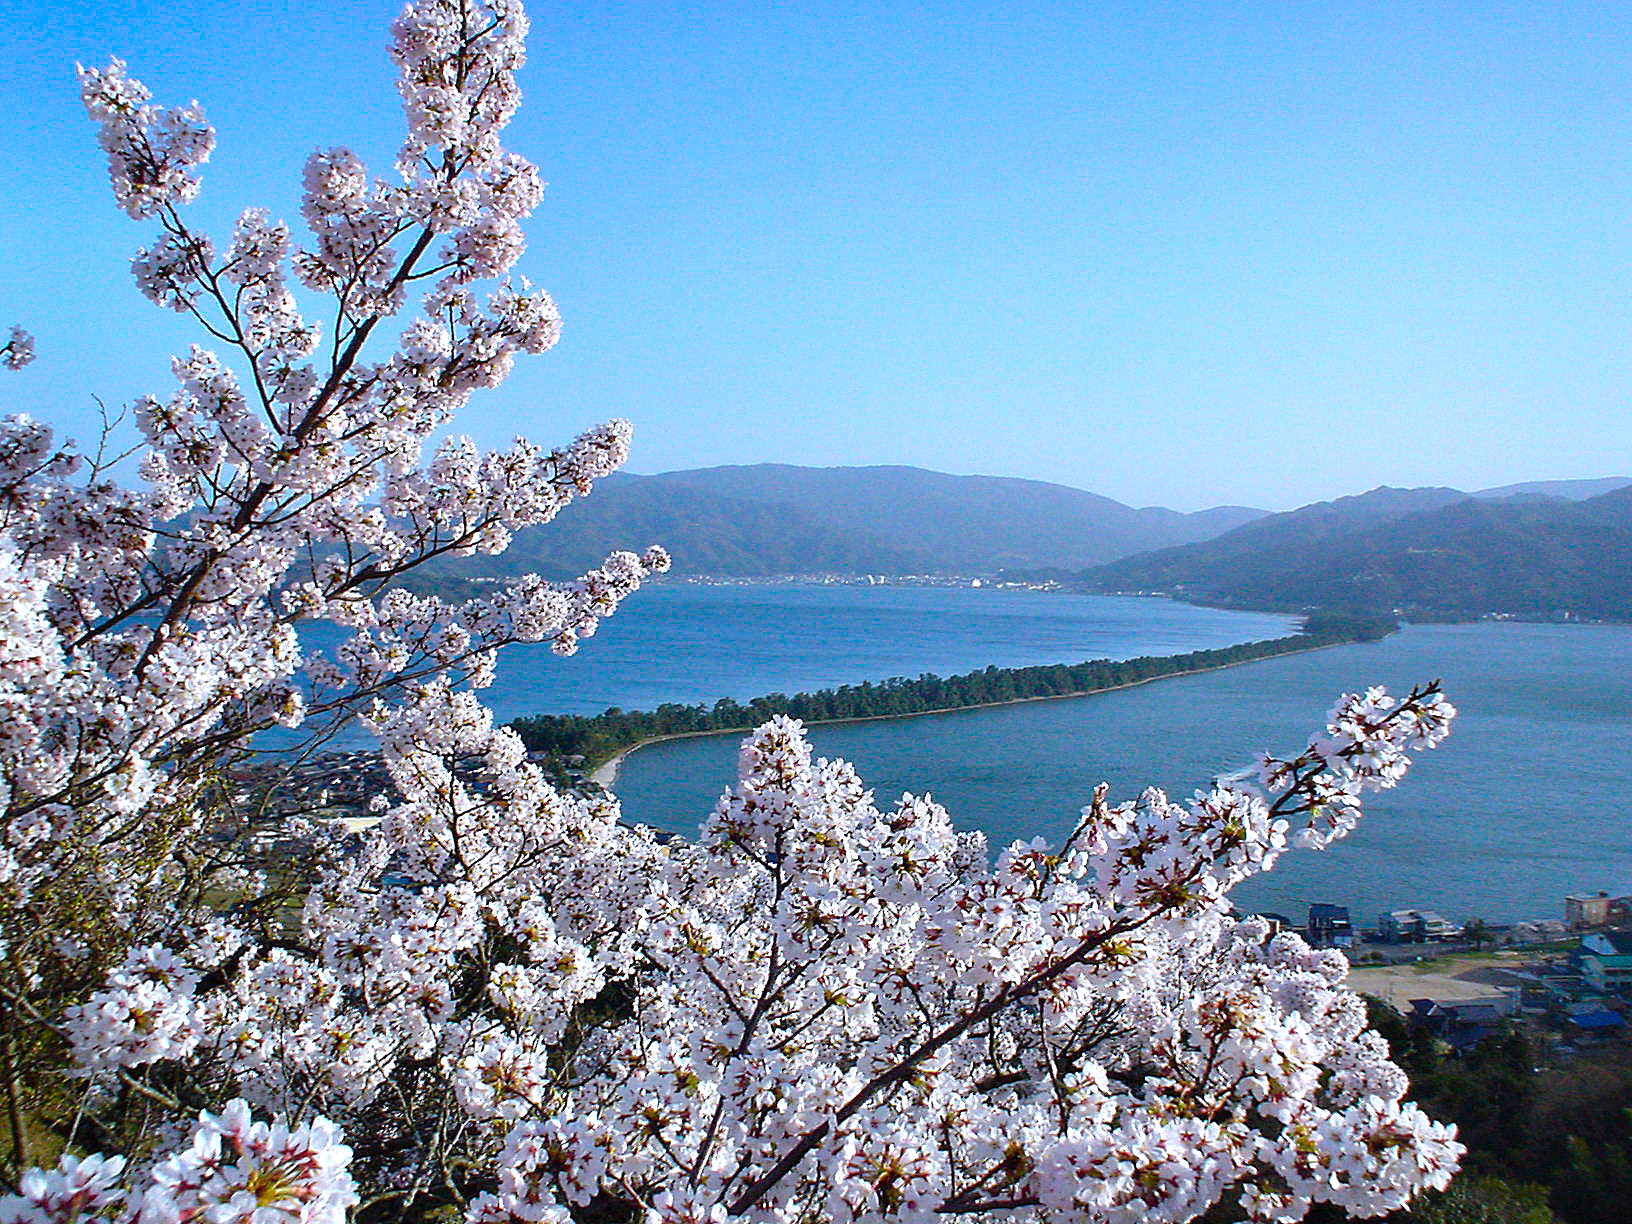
top-left (1253, 891), bottom-right (1632, 1059)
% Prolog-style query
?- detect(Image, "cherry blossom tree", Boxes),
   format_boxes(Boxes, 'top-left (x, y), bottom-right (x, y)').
top-left (0, 3), bottom-right (1462, 1223)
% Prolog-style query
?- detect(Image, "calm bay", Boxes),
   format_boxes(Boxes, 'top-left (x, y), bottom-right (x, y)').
top-left (611, 619), bottom-right (1632, 925)
top-left (453, 584), bottom-right (1297, 721)
top-left (297, 585), bottom-right (1294, 750)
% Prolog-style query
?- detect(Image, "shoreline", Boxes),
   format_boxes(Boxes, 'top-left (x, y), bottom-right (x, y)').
top-left (590, 634), bottom-right (1357, 790)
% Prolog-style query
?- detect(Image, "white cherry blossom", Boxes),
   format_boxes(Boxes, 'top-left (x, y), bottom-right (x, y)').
top-left (0, 4), bottom-right (1463, 1223)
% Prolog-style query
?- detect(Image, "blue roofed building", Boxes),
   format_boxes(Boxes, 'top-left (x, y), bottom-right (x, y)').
top-left (1580, 930), bottom-right (1632, 994)
top-left (1565, 1004), bottom-right (1627, 1037)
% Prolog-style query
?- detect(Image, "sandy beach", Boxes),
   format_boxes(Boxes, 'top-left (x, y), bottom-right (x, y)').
top-left (590, 753), bottom-right (623, 789)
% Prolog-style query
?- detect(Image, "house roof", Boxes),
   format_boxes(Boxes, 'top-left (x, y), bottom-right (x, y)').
top-left (1309, 904), bottom-right (1351, 922)
top-left (1593, 930), bottom-right (1632, 955)
top-left (1412, 1000), bottom-right (1506, 1023)
top-left (1568, 1010), bottom-right (1627, 1031)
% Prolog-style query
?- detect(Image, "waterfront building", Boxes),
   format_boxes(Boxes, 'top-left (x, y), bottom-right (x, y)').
top-left (1307, 903), bottom-right (1354, 949)
top-left (1380, 910), bottom-right (1414, 941)
top-left (1419, 911), bottom-right (1459, 941)
top-left (1565, 891), bottom-right (1632, 929)
top-left (1379, 909), bottom-right (1462, 943)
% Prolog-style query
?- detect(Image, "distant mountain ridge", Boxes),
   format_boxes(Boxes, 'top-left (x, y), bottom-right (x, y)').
top-left (1067, 481), bottom-right (1632, 619)
top-left (1473, 476), bottom-right (1632, 502)
top-left (416, 464), bottom-right (1270, 580)
top-left (409, 464), bottom-right (1632, 616)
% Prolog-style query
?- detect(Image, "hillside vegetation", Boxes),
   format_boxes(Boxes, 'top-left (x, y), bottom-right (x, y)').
top-left (1066, 484), bottom-right (1632, 620)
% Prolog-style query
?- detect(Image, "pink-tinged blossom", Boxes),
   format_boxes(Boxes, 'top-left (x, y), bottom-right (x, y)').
top-left (0, 1153), bottom-right (127, 1224)
top-left (133, 1100), bottom-right (357, 1224)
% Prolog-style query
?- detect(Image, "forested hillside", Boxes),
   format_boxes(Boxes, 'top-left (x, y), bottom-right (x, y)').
top-left (1071, 484), bottom-right (1632, 619)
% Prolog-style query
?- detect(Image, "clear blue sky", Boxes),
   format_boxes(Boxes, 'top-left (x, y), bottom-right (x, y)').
top-left (2, 0), bottom-right (1629, 511)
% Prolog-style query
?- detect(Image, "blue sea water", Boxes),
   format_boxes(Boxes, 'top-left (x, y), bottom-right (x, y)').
top-left (295, 584), bottom-right (1293, 753)
top-left (611, 621), bottom-right (1632, 925)
top-left (419, 584), bottom-right (1298, 722)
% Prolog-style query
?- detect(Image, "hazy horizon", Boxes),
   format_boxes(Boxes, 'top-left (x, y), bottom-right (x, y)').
top-left (614, 461), bottom-right (1632, 515)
